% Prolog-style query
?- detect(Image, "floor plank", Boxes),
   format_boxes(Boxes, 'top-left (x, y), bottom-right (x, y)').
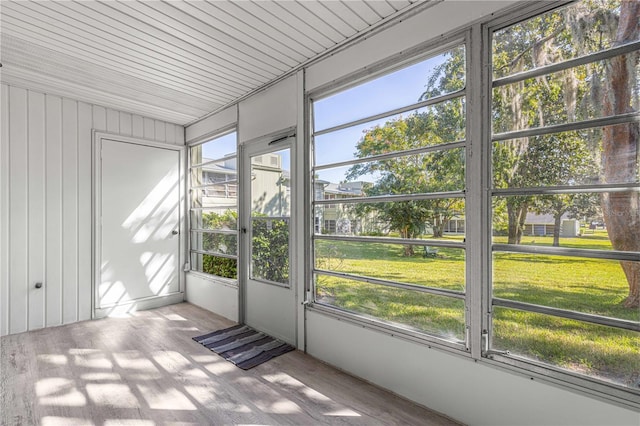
top-left (1, 302), bottom-right (460, 426)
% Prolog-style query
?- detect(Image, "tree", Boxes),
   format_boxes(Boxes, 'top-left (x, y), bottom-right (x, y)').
top-left (600, 0), bottom-right (639, 307)
top-left (491, 0), bottom-right (638, 305)
top-left (346, 113), bottom-right (464, 256)
top-left (523, 133), bottom-right (599, 246)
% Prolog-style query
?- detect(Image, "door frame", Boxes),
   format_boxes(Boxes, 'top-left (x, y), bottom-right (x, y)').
top-left (92, 131), bottom-right (186, 319)
top-left (238, 127), bottom-right (298, 344)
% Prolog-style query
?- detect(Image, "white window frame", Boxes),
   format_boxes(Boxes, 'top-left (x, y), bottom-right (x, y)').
top-left (308, 33), bottom-right (470, 353)
top-left (187, 127), bottom-right (239, 284)
top-left (304, 0), bottom-right (640, 409)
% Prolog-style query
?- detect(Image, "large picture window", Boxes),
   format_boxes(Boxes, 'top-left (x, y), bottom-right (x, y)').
top-left (189, 131), bottom-right (238, 280)
top-left (308, 0), bottom-right (639, 404)
top-left (489, 0), bottom-right (638, 392)
top-left (311, 44), bottom-right (468, 346)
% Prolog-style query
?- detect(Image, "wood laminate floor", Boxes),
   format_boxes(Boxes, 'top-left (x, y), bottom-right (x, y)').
top-left (1, 302), bottom-right (460, 426)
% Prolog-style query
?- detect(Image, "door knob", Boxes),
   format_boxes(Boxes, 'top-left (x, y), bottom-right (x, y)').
top-left (172, 230), bottom-right (179, 235)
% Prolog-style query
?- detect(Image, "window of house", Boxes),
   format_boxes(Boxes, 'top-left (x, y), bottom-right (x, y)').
top-left (489, 0), bottom-right (639, 395)
top-left (311, 44), bottom-right (468, 346)
top-left (189, 131), bottom-right (238, 280)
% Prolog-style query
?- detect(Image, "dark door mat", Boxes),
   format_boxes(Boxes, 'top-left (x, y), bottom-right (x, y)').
top-left (193, 324), bottom-right (295, 370)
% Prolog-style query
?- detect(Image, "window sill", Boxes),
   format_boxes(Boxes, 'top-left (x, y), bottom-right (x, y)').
top-left (187, 271), bottom-right (238, 288)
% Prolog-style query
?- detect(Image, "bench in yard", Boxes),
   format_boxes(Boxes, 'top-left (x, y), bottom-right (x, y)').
top-left (423, 246), bottom-right (439, 258)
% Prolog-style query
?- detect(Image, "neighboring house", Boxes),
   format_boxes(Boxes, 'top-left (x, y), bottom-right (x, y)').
top-left (317, 181), bottom-right (366, 234)
top-left (443, 214), bottom-right (465, 234)
top-left (200, 153), bottom-right (291, 217)
top-left (523, 213), bottom-right (581, 237)
top-left (200, 155), bottom-right (238, 214)
top-left (436, 212), bottom-right (581, 238)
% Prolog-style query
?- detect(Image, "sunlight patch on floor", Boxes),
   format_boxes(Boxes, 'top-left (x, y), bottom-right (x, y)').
top-left (37, 354), bottom-right (68, 366)
top-left (36, 377), bottom-right (87, 407)
top-left (41, 416), bottom-right (94, 426)
top-left (86, 383), bottom-right (139, 408)
top-left (137, 385), bottom-right (197, 410)
top-left (104, 421), bottom-right (155, 426)
top-left (323, 409), bottom-right (362, 417)
top-left (80, 372), bottom-right (122, 381)
top-left (71, 349), bottom-right (113, 370)
top-left (262, 372), bottom-right (361, 417)
top-left (113, 351), bottom-right (159, 372)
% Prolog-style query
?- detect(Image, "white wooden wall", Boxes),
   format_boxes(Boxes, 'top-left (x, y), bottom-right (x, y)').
top-left (0, 83), bottom-right (184, 336)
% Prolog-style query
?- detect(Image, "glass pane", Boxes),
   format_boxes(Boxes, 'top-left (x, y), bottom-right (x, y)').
top-left (191, 252), bottom-right (237, 280)
top-left (250, 148), bottom-right (291, 285)
top-left (493, 57), bottom-right (639, 134)
top-left (492, 125), bottom-right (640, 188)
top-left (315, 274), bottom-right (465, 342)
top-left (191, 231), bottom-right (237, 256)
top-left (314, 99), bottom-right (466, 166)
top-left (492, 0), bottom-right (640, 79)
top-left (491, 308), bottom-right (640, 390)
top-left (314, 45), bottom-right (465, 131)
top-left (250, 149), bottom-right (291, 216)
top-left (191, 209), bottom-right (238, 231)
top-left (315, 239), bottom-right (465, 292)
top-left (493, 253), bottom-right (639, 322)
top-left (315, 147), bottom-right (465, 197)
top-left (492, 194), bottom-right (639, 252)
top-left (251, 217), bottom-right (289, 285)
top-left (314, 199), bottom-right (465, 239)
top-left (197, 132), bottom-right (237, 163)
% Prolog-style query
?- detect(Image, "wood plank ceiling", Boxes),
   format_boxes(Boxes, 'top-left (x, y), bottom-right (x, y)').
top-left (0, 0), bottom-right (425, 125)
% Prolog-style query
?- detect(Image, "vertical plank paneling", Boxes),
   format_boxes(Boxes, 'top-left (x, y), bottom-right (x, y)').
top-left (1, 85), bottom-right (10, 336)
top-left (93, 105), bottom-right (107, 132)
top-left (107, 109), bottom-right (120, 133)
top-left (1, 84), bottom-right (184, 335)
top-left (175, 125), bottom-right (185, 145)
top-left (27, 91), bottom-right (46, 330)
top-left (45, 94), bottom-right (63, 327)
top-left (62, 98), bottom-right (78, 324)
top-left (77, 102), bottom-right (93, 321)
top-left (154, 120), bottom-right (166, 142)
top-left (143, 117), bottom-right (155, 140)
top-left (8, 86), bottom-right (28, 334)
top-left (132, 114), bottom-right (144, 138)
top-left (165, 123), bottom-right (176, 144)
top-left (119, 112), bottom-right (133, 136)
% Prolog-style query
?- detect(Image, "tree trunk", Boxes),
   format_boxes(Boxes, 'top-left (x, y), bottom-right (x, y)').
top-left (400, 228), bottom-right (415, 257)
top-left (516, 204), bottom-right (528, 244)
top-left (601, 1), bottom-right (640, 308)
top-left (507, 203), bottom-right (520, 244)
top-left (433, 216), bottom-right (444, 238)
top-left (552, 213), bottom-right (562, 247)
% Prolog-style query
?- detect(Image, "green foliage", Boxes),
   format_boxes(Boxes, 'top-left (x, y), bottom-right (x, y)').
top-left (202, 210), bottom-right (238, 255)
top-left (200, 210), bottom-right (238, 279)
top-left (347, 112), bottom-right (465, 249)
top-left (252, 217), bottom-right (289, 284)
top-left (203, 255), bottom-right (237, 279)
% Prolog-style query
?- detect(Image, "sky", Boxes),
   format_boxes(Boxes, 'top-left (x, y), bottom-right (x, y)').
top-left (313, 49), bottom-right (457, 183)
top-left (200, 48), bottom-right (458, 184)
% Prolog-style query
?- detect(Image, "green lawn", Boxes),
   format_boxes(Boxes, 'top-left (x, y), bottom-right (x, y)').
top-left (315, 231), bottom-right (639, 389)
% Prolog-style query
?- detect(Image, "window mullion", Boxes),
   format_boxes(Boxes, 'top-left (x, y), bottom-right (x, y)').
top-left (467, 23), bottom-right (490, 359)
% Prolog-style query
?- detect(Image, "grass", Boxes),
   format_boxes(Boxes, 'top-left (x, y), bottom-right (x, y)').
top-left (315, 230), bottom-right (640, 389)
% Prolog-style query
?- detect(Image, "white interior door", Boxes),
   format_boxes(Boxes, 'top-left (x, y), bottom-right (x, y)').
top-left (242, 138), bottom-right (296, 344)
top-left (96, 137), bottom-right (183, 317)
